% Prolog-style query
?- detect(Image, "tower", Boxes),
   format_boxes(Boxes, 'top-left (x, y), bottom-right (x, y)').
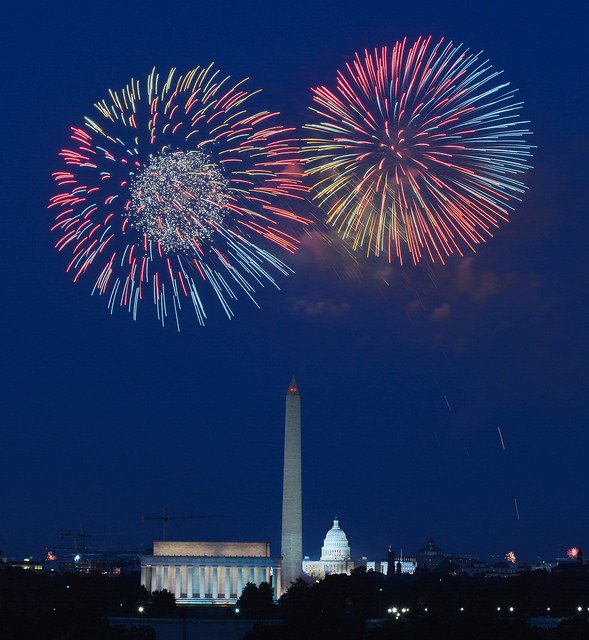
top-left (281, 375), bottom-right (302, 592)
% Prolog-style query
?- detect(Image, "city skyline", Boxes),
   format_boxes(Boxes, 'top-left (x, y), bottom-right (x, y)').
top-left (4, 374), bottom-right (586, 566)
top-left (2, 0), bottom-right (587, 570)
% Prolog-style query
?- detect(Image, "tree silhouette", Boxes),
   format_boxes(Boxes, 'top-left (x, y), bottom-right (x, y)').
top-left (148, 589), bottom-right (176, 616)
top-left (236, 582), bottom-right (276, 618)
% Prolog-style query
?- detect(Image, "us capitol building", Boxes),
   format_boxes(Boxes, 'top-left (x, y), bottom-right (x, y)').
top-left (302, 518), bottom-right (354, 578)
top-left (302, 518), bottom-right (417, 579)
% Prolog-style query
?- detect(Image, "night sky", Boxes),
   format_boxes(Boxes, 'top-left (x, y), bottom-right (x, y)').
top-left (2, 0), bottom-right (587, 565)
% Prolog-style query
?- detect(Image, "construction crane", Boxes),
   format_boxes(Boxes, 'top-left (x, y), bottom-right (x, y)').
top-left (141, 508), bottom-right (227, 540)
top-left (58, 526), bottom-right (91, 551)
top-left (45, 526), bottom-right (92, 561)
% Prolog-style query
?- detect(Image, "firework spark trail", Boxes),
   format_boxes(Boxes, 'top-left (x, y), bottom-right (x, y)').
top-left (50, 66), bottom-right (309, 328)
top-left (497, 426), bottom-right (506, 449)
top-left (498, 428), bottom-right (520, 521)
top-left (303, 36), bottom-right (533, 264)
top-left (443, 394), bottom-right (452, 413)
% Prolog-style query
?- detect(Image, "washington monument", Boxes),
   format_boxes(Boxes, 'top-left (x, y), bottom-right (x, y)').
top-left (281, 375), bottom-right (302, 591)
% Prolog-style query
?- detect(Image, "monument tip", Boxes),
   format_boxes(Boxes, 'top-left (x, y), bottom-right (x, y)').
top-left (287, 375), bottom-right (299, 395)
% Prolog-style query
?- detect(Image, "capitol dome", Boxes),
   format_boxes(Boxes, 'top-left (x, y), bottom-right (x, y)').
top-left (320, 519), bottom-right (351, 561)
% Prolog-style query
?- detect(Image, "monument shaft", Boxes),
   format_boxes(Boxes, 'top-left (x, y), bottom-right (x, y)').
top-left (281, 376), bottom-right (302, 591)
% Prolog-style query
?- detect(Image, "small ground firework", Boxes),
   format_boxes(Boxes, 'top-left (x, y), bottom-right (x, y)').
top-left (50, 66), bottom-right (308, 328)
top-left (303, 36), bottom-right (533, 264)
top-left (505, 551), bottom-right (517, 565)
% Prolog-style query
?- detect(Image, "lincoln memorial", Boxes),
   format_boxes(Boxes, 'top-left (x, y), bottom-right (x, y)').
top-left (140, 541), bottom-right (282, 604)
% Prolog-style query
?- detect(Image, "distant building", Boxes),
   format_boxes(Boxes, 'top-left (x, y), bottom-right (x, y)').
top-left (302, 519), bottom-right (354, 578)
top-left (362, 556), bottom-right (417, 575)
top-left (56, 551), bottom-right (140, 575)
top-left (488, 561), bottom-right (518, 576)
top-left (551, 560), bottom-right (589, 575)
top-left (0, 558), bottom-right (45, 573)
top-left (445, 554), bottom-right (480, 573)
top-left (531, 560), bottom-right (558, 572)
top-left (416, 538), bottom-right (445, 570)
top-left (412, 538), bottom-right (483, 574)
top-left (141, 541), bottom-right (282, 605)
top-left (463, 560), bottom-right (490, 576)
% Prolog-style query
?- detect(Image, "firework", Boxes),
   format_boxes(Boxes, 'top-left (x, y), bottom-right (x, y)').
top-left (50, 66), bottom-right (308, 328)
top-left (497, 426), bottom-right (506, 449)
top-left (505, 551), bottom-right (516, 565)
top-left (303, 36), bottom-right (533, 264)
top-left (567, 547), bottom-right (580, 559)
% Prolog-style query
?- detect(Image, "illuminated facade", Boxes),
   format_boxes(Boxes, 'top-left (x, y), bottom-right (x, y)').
top-left (302, 519), bottom-right (354, 578)
top-left (362, 557), bottom-right (417, 575)
top-left (140, 541), bottom-right (282, 605)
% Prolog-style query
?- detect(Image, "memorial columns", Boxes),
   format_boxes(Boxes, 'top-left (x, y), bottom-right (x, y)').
top-left (186, 565), bottom-right (193, 599)
top-left (211, 566), bottom-right (218, 599)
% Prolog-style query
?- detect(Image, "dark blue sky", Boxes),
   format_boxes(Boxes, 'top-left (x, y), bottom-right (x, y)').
top-left (2, 0), bottom-right (587, 564)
